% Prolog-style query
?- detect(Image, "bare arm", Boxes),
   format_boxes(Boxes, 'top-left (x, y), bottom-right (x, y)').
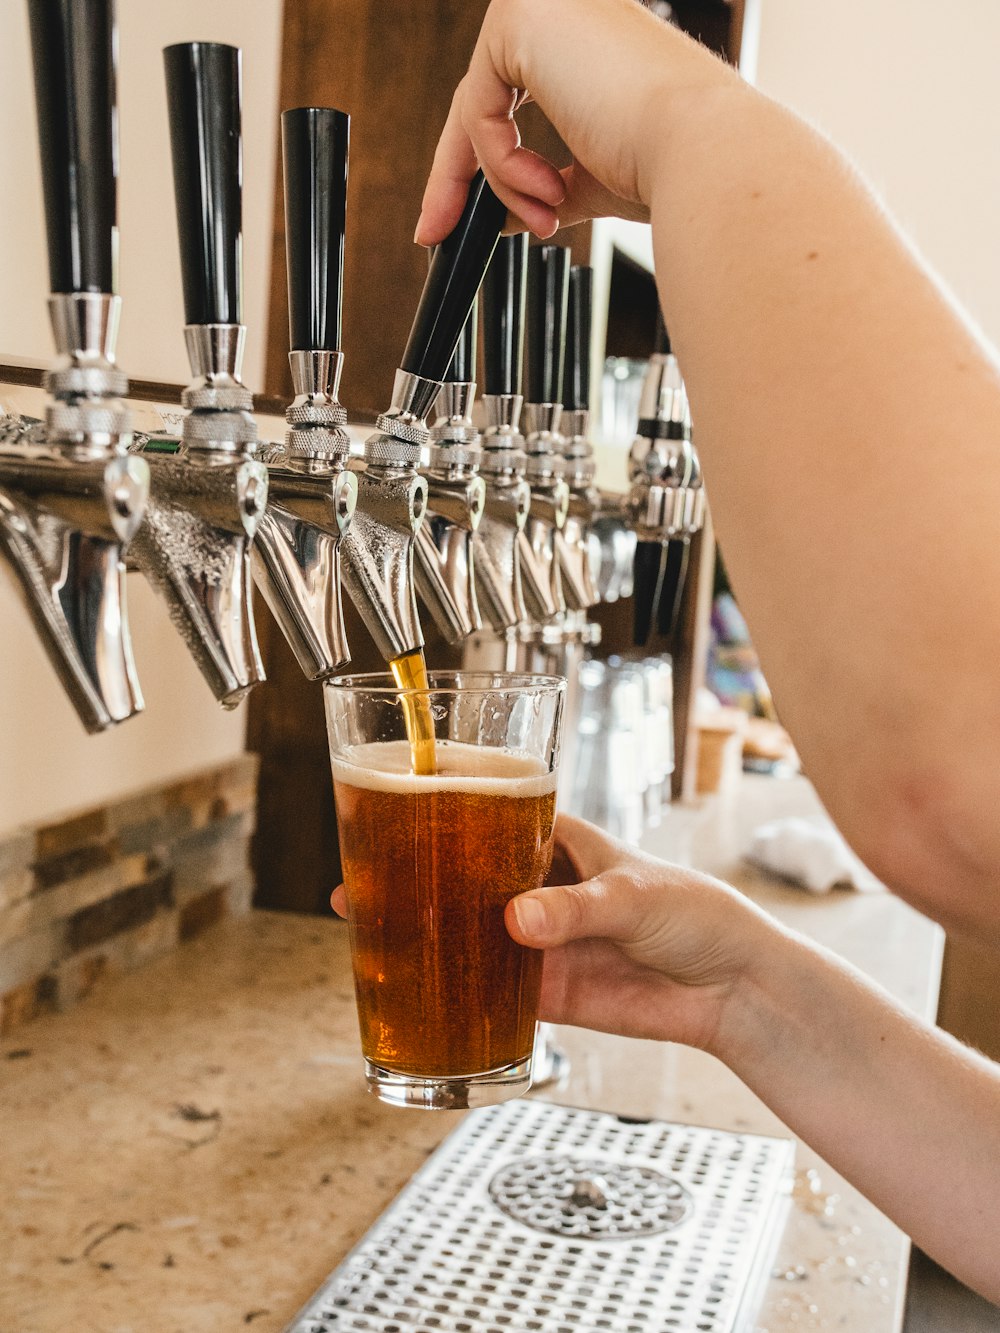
top-left (418, 0), bottom-right (1000, 942)
top-left (504, 816), bottom-right (1000, 1302)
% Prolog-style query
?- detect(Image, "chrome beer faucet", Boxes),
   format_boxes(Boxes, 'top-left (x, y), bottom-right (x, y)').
top-left (129, 43), bottom-right (268, 709)
top-left (417, 301), bottom-right (485, 643)
top-left (341, 171), bottom-right (506, 662)
top-left (520, 245), bottom-right (571, 626)
top-left (475, 235), bottom-right (532, 638)
top-left (250, 107), bottom-right (357, 680)
top-left (628, 315), bottom-right (697, 645)
top-left (555, 264), bottom-right (600, 616)
top-left (0, 0), bottom-right (149, 733)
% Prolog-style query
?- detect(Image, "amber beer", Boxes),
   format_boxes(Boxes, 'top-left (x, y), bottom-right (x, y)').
top-left (333, 740), bottom-right (557, 1083)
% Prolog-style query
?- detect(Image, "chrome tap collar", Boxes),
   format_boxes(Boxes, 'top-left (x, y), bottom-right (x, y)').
top-left (372, 368), bottom-right (438, 454)
top-left (46, 293), bottom-right (127, 396)
top-left (433, 380), bottom-right (476, 428)
top-left (182, 324), bottom-right (255, 413)
top-left (285, 349), bottom-right (350, 460)
top-left (523, 401), bottom-right (562, 442)
top-left (482, 392), bottom-right (523, 435)
top-left (560, 408), bottom-right (589, 445)
top-left (42, 294), bottom-right (131, 451)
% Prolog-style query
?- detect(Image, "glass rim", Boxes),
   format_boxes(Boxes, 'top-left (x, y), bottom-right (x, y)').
top-left (325, 670), bottom-right (567, 699)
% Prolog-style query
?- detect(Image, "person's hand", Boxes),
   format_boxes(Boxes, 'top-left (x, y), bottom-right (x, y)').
top-left (415, 0), bottom-right (736, 245)
top-left (505, 812), bottom-right (781, 1054)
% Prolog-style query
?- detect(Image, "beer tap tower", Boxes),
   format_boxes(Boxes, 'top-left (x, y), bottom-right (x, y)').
top-left (0, 0), bottom-right (150, 733)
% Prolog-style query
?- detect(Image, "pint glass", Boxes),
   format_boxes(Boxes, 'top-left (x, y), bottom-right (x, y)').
top-left (325, 671), bottom-right (565, 1110)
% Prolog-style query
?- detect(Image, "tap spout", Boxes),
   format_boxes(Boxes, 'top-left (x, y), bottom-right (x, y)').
top-left (341, 460), bottom-right (427, 663)
top-left (0, 435), bottom-right (148, 732)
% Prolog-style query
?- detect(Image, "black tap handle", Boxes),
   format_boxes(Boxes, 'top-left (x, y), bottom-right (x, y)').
top-left (657, 537), bottom-right (690, 638)
top-left (282, 106), bottom-right (349, 352)
top-left (445, 297), bottom-right (478, 383)
top-left (653, 306), bottom-right (672, 355)
top-left (563, 265), bottom-right (593, 411)
top-left (401, 170), bottom-right (506, 381)
top-left (482, 233), bottom-right (527, 396)
top-left (27, 0), bottom-right (117, 294)
top-left (163, 42), bottom-right (242, 326)
top-left (525, 244), bottom-right (570, 404)
top-left (632, 541), bottom-right (666, 649)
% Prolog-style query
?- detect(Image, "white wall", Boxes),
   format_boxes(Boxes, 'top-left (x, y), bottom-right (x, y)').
top-left (755, 0), bottom-right (1000, 348)
top-left (0, 3), bottom-right (283, 837)
top-left (0, 0), bottom-right (283, 387)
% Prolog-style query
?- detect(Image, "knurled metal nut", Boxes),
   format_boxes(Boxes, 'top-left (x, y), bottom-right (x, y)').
top-left (429, 443), bottom-right (482, 470)
top-left (374, 413), bottom-right (429, 447)
top-left (44, 366), bottom-right (129, 397)
top-left (183, 411), bottom-right (258, 445)
top-left (364, 433), bottom-right (422, 466)
top-left (183, 385), bottom-right (255, 412)
top-left (46, 403), bottom-right (130, 435)
top-left (286, 425), bottom-right (352, 458)
top-left (286, 401), bottom-right (348, 428)
top-left (431, 424), bottom-right (479, 447)
top-left (479, 446), bottom-right (526, 474)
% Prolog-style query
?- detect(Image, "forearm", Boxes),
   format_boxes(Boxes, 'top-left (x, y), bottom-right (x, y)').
top-left (716, 926), bottom-right (1000, 1301)
top-left (645, 81), bottom-right (1000, 935)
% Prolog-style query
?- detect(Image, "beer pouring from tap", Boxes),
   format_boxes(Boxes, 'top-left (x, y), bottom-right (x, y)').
top-left (128, 42), bottom-right (268, 709)
top-left (0, 0), bottom-right (150, 734)
top-left (249, 106), bottom-right (358, 680)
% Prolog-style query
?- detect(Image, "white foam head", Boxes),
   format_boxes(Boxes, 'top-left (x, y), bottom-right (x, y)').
top-left (330, 739), bottom-right (558, 796)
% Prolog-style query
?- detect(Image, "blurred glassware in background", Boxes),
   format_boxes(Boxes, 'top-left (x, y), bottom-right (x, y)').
top-left (565, 653), bottom-right (674, 842)
top-left (599, 357), bottom-right (648, 447)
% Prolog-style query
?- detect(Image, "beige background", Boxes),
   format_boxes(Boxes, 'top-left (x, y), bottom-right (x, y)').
top-left (2, 0), bottom-right (1000, 833)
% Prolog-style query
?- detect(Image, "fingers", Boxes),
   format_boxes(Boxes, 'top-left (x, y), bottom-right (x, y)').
top-left (506, 865), bottom-right (650, 951)
top-left (330, 884), bottom-right (347, 918)
top-left (415, 10), bottom-right (566, 246)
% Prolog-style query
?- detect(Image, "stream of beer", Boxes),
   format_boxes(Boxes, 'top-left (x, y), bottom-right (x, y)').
top-left (389, 647), bottom-right (437, 775)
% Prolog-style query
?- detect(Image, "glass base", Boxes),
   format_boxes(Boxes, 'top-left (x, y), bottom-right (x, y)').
top-left (365, 1056), bottom-right (533, 1110)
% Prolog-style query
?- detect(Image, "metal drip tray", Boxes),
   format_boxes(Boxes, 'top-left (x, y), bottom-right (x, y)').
top-left (285, 1101), bottom-right (794, 1333)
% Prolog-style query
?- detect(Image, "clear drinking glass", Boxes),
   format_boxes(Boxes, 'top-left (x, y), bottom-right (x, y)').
top-left (324, 671), bottom-right (565, 1110)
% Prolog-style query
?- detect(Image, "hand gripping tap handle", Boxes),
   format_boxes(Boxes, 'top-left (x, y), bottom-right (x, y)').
top-left (282, 107), bottom-right (349, 352)
top-left (163, 42), bottom-right (242, 326)
top-left (526, 244), bottom-right (570, 405)
top-left (563, 265), bottom-right (593, 412)
top-left (482, 234), bottom-right (528, 396)
top-left (27, 0), bottom-right (117, 294)
top-left (401, 170), bottom-right (506, 383)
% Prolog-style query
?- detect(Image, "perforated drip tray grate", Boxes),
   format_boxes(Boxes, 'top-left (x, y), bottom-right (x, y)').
top-left (285, 1100), bottom-right (794, 1333)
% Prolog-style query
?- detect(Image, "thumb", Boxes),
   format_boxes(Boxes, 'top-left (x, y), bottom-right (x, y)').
top-left (555, 162), bottom-right (650, 230)
top-left (507, 868), bottom-right (646, 949)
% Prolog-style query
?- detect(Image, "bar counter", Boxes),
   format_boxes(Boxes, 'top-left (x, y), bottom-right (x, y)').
top-left (0, 775), bottom-right (942, 1332)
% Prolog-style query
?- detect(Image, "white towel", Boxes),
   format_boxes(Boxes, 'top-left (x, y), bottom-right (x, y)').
top-left (746, 817), bottom-right (883, 894)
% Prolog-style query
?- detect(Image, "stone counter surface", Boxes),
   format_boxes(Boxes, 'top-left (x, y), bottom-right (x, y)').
top-left (0, 776), bottom-right (942, 1333)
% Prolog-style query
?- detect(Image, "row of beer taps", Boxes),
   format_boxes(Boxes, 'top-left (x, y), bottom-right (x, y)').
top-left (0, 0), bottom-right (706, 738)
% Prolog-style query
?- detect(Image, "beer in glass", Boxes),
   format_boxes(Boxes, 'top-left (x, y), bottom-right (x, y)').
top-left (325, 671), bottom-right (564, 1109)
